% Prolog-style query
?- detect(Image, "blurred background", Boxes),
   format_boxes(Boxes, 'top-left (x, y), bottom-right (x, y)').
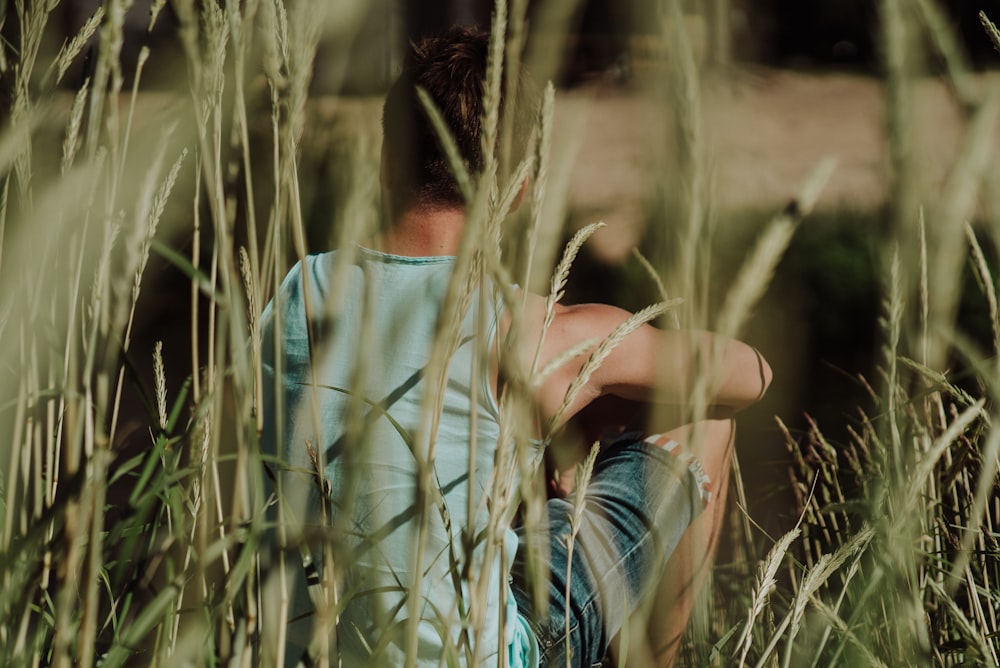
top-left (42, 0), bottom-right (1000, 88)
top-left (8, 0), bottom-right (999, 534)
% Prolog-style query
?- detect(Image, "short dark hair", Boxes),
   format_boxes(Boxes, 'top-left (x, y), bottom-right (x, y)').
top-left (382, 25), bottom-right (531, 213)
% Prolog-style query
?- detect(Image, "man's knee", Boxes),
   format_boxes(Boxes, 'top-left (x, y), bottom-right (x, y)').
top-left (657, 418), bottom-right (734, 483)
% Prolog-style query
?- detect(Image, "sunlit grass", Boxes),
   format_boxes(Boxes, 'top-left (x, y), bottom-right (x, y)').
top-left (0, 0), bottom-right (998, 666)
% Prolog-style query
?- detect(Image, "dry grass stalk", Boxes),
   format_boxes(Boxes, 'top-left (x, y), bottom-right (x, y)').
top-left (61, 80), bottom-right (89, 174)
top-left (52, 6), bottom-right (104, 85)
top-left (735, 528), bottom-right (801, 667)
top-left (925, 85), bottom-right (1000, 367)
top-left (965, 224), bottom-right (1000, 365)
top-left (153, 341), bottom-right (167, 431)
top-left (881, 0), bottom-right (921, 248)
top-left (780, 525), bottom-right (874, 667)
top-left (631, 247), bottom-right (680, 329)
top-left (982, 11), bottom-right (1000, 54)
top-left (530, 221), bottom-right (605, 377)
top-left (547, 299), bottom-right (678, 433)
top-left (518, 81), bottom-right (555, 294)
top-left (558, 441), bottom-right (601, 666)
top-left (661, 0), bottom-right (707, 312)
top-left (913, 0), bottom-right (977, 106)
top-left (2, 1), bottom-right (999, 665)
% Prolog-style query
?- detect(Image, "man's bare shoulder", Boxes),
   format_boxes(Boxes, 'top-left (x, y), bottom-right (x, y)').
top-left (516, 292), bottom-right (636, 343)
top-left (503, 293), bottom-right (658, 425)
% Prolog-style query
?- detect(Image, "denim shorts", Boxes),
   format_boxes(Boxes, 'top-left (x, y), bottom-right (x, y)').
top-left (509, 431), bottom-right (711, 667)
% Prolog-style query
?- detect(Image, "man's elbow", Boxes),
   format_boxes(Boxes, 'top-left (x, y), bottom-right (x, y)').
top-left (718, 345), bottom-right (772, 413)
top-left (738, 347), bottom-right (772, 410)
top-left (758, 352), bottom-right (773, 399)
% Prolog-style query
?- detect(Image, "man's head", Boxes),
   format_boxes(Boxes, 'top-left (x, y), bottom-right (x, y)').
top-left (381, 25), bottom-right (531, 216)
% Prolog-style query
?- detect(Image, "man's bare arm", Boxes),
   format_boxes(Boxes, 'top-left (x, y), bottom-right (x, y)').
top-left (529, 301), bottom-right (772, 428)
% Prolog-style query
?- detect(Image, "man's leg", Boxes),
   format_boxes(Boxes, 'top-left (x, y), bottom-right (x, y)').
top-left (512, 425), bottom-right (721, 666)
top-left (611, 419), bottom-right (736, 667)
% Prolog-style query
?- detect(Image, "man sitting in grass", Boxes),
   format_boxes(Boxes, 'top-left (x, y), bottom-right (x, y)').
top-left (261, 25), bottom-right (771, 667)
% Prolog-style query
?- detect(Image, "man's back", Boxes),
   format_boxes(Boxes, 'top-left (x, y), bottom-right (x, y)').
top-left (261, 248), bottom-right (517, 665)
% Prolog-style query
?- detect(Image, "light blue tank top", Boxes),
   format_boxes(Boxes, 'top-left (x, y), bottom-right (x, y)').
top-left (261, 248), bottom-right (537, 667)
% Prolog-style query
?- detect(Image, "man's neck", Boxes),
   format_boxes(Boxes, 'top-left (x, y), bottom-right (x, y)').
top-left (374, 205), bottom-right (466, 257)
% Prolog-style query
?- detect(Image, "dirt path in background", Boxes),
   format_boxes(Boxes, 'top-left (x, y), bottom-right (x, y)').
top-left (563, 67), bottom-right (988, 260)
top-left (122, 67), bottom-right (987, 262)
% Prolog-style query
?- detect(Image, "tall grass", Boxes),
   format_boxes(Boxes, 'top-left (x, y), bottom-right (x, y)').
top-left (0, 0), bottom-right (997, 666)
top-left (673, 1), bottom-right (1000, 664)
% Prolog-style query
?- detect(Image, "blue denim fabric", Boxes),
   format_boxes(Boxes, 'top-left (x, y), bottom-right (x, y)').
top-left (509, 432), bottom-right (706, 667)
